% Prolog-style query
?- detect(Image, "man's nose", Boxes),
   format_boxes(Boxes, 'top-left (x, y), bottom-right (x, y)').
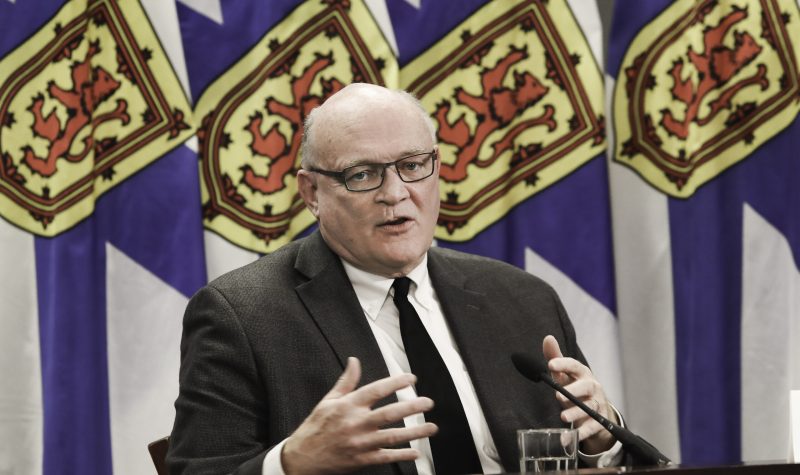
top-left (376, 166), bottom-right (409, 203)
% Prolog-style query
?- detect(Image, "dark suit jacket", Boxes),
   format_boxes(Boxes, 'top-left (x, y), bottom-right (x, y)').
top-left (168, 231), bottom-right (586, 474)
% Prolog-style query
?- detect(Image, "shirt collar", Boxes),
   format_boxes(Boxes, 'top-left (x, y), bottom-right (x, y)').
top-left (341, 255), bottom-right (431, 321)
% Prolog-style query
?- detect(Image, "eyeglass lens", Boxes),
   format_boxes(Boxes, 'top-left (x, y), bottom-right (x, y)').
top-left (343, 152), bottom-right (434, 191)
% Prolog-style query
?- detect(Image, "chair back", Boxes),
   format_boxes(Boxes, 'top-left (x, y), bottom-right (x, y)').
top-left (148, 436), bottom-right (170, 475)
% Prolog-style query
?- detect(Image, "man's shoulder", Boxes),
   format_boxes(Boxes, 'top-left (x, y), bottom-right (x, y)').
top-left (207, 237), bottom-right (305, 291)
top-left (429, 246), bottom-right (545, 284)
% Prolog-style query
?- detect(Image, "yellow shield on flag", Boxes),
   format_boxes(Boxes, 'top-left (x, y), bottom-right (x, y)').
top-left (195, 0), bottom-right (397, 254)
top-left (401, 0), bottom-right (606, 241)
top-left (613, 0), bottom-right (800, 198)
top-left (0, 0), bottom-right (193, 235)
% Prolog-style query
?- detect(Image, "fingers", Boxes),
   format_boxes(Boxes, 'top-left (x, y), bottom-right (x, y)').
top-left (364, 397), bottom-right (434, 428)
top-left (325, 357), bottom-right (418, 409)
top-left (542, 334), bottom-right (563, 361)
top-left (539, 339), bottom-right (618, 453)
top-left (349, 372), bottom-right (417, 407)
top-left (554, 377), bottom-right (608, 415)
top-left (543, 335), bottom-right (595, 381)
top-left (283, 362), bottom-right (435, 474)
top-left (559, 400), bottom-right (601, 424)
top-left (574, 417), bottom-right (604, 441)
top-left (351, 447), bottom-right (423, 467)
top-left (555, 379), bottom-right (601, 405)
top-left (542, 335), bottom-right (573, 387)
top-left (569, 410), bottom-right (617, 453)
top-left (354, 423), bottom-right (438, 452)
top-left (559, 404), bottom-right (596, 433)
top-left (548, 356), bottom-right (593, 380)
top-left (325, 357), bottom-right (361, 400)
top-left (556, 394), bottom-right (607, 443)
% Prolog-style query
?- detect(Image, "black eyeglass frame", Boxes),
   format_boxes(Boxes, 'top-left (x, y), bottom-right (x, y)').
top-left (306, 149), bottom-right (438, 192)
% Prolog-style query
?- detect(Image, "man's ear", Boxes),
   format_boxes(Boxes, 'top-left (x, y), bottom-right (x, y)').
top-left (296, 169), bottom-right (320, 218)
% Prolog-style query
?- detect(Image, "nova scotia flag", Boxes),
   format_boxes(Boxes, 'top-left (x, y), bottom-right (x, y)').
top-left (608, 0), bottom-right (800, 465)
top-left (1, 1), bottom-right (204, 473)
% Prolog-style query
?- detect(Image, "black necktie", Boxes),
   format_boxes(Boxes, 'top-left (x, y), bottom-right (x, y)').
top-left (392, 277), bottom-right (482, 475)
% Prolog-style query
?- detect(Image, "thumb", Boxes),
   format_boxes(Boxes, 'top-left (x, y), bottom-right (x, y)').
top-left (542, 335), bottom-right (570, 386)
top-left (324, 356), bottom-right (361, 400)
top-left (542, 334), bottom-right (563, 361)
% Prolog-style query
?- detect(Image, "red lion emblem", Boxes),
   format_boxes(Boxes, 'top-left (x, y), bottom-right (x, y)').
top-left (659, 7), bottom-right (767, 140)
top-left (23, 40), bottom-right (129, 177)
top-left (433, 45), bottom-right (554, 183)
top-left (242, 53), bottom-right (343, 194)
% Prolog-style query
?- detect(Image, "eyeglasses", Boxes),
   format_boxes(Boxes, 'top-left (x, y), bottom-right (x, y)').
top-left (307, 150), bottom-right (437, 192)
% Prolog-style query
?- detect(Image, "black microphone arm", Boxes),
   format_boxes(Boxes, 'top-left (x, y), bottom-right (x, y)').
top-left (511, 352), bottom-right (672, 467)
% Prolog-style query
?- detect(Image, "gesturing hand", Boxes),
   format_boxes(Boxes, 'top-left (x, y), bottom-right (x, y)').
top-left (542, 335), bottom-right (617, 455)
top-left (281, 357), bottom-right (438, 474)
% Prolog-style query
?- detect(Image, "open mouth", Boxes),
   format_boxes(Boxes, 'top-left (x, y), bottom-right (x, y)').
top-left (380, 217), bottom-right (410, 227)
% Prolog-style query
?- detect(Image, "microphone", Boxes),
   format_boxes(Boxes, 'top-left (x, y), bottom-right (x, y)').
top-left (511, 352), bottom-right (671, 467)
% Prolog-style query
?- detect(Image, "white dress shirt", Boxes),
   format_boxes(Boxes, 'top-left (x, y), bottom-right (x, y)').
top-left (342, 256), bottom-right (504, 475)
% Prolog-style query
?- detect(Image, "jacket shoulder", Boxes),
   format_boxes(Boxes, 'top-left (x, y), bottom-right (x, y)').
top-left (429, 246), bottom-right (549, 287)
top-left (205, 238), bottom-right (304, 293)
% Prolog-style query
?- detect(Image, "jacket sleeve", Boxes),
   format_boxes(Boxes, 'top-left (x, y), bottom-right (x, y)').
top-left (167, 285), bottom-right (272, 475)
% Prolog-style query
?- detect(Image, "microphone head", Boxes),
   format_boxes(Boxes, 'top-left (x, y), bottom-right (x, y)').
top-left (511, 352), bottom-right (549, 383)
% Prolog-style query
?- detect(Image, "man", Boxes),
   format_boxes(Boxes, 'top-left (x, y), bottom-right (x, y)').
top-left (168, 83), bottom-right (622, 474)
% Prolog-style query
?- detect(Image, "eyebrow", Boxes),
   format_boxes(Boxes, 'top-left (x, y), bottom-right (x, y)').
top-left (341, 148), bottom-right (432, 168)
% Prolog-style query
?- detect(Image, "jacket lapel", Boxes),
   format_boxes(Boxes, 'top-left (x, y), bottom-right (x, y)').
top-left (294, 232), bottom-right (392, 389)
top-left (428, 249), bottom-right (523, 470)
top-left (293, 232), bottom-right (416, 475)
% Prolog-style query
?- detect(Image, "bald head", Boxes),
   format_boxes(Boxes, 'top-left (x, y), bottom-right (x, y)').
top-left (300, 83), bottom-right (435, 169)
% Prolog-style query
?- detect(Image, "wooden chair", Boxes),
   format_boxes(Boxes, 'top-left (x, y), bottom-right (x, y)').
top-left (148, 436), bottom-right (170, 475)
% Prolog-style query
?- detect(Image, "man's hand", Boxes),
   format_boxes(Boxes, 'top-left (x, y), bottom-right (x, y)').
top-left (281, 357), bottom-right (437, 474)
top-left (542, 335), bottom-right (617, 455)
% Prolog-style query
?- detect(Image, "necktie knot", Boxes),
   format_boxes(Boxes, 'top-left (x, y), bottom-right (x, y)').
top-left (392, 277), bottom-right (411, 300)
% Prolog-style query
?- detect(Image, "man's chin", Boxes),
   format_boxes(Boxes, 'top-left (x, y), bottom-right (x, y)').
top-left (375, 252), bottom-right (426, 276)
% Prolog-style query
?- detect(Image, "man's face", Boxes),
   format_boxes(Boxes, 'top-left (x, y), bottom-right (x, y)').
top-left (297, 88), bottom-right (440, 277)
